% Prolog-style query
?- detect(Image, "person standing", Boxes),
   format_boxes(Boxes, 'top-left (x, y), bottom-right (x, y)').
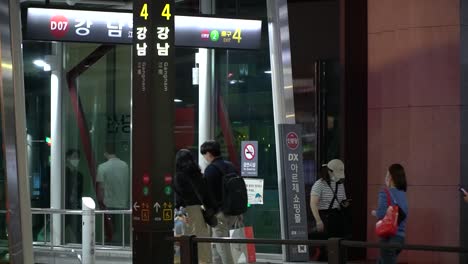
top-left (309, 159), bottom-right (350, 260)
top-left (64, 149), bottom-right (83, 243)
top-left (200, 140), bottom-right (239, 264)
top-left (372, 164), bottom-right (408, 264)
top-left (174, 149), bottom-right (215, 264)
top-left (96, 143), bottom-right (130, 242)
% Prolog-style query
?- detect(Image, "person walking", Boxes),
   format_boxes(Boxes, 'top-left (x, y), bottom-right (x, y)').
top-left (174, 149), bottom-right (215, 264)
top-left (372, 164), bottom-right (408, 264)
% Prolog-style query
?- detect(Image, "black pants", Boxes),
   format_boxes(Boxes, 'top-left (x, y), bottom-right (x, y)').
top-left (320, 209), bottom-right (345, 238)
top-left (311, 209), bottom-right (346, 261)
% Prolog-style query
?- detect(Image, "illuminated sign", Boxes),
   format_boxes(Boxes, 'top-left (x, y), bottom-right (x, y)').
top-left (26, 8), bottom-right (133, 44)
top-left (25, 8), bottom-right (262, 49)
top-left (132, 0), bottom-right (175, 231)
top-left (131, 0), bottom-right (175, 261)
top-left (174, 16), bottom-right (262, 49)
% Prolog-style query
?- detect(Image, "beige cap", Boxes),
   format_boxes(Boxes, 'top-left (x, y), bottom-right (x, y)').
top-left (327, 159), bottom-right (345, 179)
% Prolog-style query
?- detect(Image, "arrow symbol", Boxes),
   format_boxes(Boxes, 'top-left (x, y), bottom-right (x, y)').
top-left (133, 202), bottom-right (140, 211)
top-left (154, 202), bottom-right (161, 213)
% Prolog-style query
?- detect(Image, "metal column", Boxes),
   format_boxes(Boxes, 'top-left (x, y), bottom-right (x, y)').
top-left (50, 43), bottom-right (63, 246)
top-left (198, 0), bottom-right (216, 169)
top-left (0, 0), bottom-right (34, 263)
top-left (266, 0), bottom-right (297, 261)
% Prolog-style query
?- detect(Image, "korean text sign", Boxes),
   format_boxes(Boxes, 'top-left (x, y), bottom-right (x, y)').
top-left (279, 124), bottom-right (308, 262)
top-left (132, 0), bottom-right (175, 232)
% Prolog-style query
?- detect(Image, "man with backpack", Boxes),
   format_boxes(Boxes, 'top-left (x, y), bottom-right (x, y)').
top-left (200, 140), bottom-right (247, 264)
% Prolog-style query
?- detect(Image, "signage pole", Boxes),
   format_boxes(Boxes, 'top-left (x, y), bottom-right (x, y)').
top-left (132, 0), bottom-right (175, 262)
top-left (278, 124), bottom-right (309, 261)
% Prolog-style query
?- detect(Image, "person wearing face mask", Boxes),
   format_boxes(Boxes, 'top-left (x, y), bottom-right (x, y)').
top-left (200, 140), bottom-right (239, 264)
top-left (64, 148), bottom-right (84, 243)
top-left (309, 159), bottom-right (350, 260)
top-left (65, 149), bottom-right (83, 209)
top-left (372, 164), bottom-right (408, 264)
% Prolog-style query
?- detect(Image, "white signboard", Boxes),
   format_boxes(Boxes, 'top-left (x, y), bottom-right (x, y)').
top-left (244, 178), bottom-right (264, 205)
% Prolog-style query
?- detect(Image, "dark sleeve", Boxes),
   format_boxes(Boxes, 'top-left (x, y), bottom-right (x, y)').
top-left (173, 175), bottom-right (185, 209)
top-left (174, 192), bottom-right (184, 209)
top-left (203, 165), bottom-right (221, 210)
top-left (203, 165), bottom-right (218, 196)
top-left (189, 168), bottom-right (217, 210)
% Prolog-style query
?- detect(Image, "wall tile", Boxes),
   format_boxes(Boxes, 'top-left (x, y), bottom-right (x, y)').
top-left (407, 107), bottom-right (460, 186)
top-left (408, 26), bottom-right (460, 107)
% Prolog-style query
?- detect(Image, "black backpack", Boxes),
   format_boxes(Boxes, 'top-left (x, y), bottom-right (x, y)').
top-left (212, 162), bottom-right (248, 215)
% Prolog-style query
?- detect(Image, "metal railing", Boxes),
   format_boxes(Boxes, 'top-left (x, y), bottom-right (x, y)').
top-left (173, 236), bottom-right (468, 264)
top-left (31, 208), bottom-right (132, 250)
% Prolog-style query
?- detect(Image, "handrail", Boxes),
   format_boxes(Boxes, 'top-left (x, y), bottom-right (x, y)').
top-left (172, 236), bottom-right (468, 264)
top-left (30, 208), bottom-right (133, 250)
top-left (31, 208), bottom-right (131, 215)
top-left (341, 240), bottom-right (468, 253)
top-left (177, 237), bottom-right (326, 247)
top-left (173, 236), bottom-right (468, 253)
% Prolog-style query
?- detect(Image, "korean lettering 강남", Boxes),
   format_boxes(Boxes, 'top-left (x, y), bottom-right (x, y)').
top-left (136, 43), bottom-right (147, 57)
top-left (157, 43), bottom-right (170, 56)
top-left (137, 27), bottom-right (147, 40)
top-left (107, 20), bottom-right (124, 38)
top-left (75, 18), bottom-right (93, 36)
top-left (156, 27), bottom-right (170, 40)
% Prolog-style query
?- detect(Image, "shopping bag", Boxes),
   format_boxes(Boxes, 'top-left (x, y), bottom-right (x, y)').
top-left (229, 226), bottom-right (256, 263)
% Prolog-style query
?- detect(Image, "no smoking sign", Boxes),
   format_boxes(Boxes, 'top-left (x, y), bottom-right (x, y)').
top-left (244, 144), bottom-right (255, 160)
top-left (241, 141), bottom-right (258, 177)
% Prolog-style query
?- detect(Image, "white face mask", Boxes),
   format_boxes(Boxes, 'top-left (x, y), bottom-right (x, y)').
top-left (385, 172), bottom-right (391, 187)
top-left (69, 159), bottom-right (79, 168)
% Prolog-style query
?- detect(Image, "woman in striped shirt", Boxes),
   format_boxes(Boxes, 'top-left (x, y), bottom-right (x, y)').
top-left (310, 159), bottom-right (350, 237)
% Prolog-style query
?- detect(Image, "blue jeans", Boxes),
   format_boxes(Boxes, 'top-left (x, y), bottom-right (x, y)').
top-left (378, 235), bottom-right (405, 264)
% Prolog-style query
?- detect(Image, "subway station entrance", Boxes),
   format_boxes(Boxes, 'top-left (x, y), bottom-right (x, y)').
top-left (3, 0), bottom-right (311, 263)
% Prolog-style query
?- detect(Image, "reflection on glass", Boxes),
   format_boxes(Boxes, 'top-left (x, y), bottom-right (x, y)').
top-left (0, 117), bottom-right (7, 261)
top-left (215, 48), bottom-right (281, 253)
top-left (23, 41), bottom-right (52, 243)
top-left (63, 43), bottom-right (132, 246)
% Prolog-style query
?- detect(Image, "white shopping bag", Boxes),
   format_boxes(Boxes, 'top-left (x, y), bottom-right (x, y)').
top-left (229, 227), bottom-right (249, 263)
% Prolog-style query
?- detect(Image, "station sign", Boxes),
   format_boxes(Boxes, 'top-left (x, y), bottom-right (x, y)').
top-left (132, 0), bottom-right (175, 232)
top-left (26, 7), bottom-right (133, 44)
top-left (25, 7), bottom-right (262, 49)
top-left (174, 15), bottom-right (262, 49)
top-left (278, 124), bottom-right (309, 262)
top-left (131, 0), bottom-right (175, 262)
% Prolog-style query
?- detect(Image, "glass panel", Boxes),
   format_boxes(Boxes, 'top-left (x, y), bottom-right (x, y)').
top-left (63, 43), bottom-right (131, 246)
top-left (212, 0), bottom-right (280, 254)
top-left (0, 116), bottom-right (7, 262)
top-left (23, 41), bottom-right (52, 244)
top-left (175, 48), bottom-right (199, 152)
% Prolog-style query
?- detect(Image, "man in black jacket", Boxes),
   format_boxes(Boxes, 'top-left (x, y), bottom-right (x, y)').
top-left (201, 140), bottom-right (238, 264)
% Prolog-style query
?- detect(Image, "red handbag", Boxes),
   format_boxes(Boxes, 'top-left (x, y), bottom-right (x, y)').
top-left (375, 188), bottom-right (399, 238)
